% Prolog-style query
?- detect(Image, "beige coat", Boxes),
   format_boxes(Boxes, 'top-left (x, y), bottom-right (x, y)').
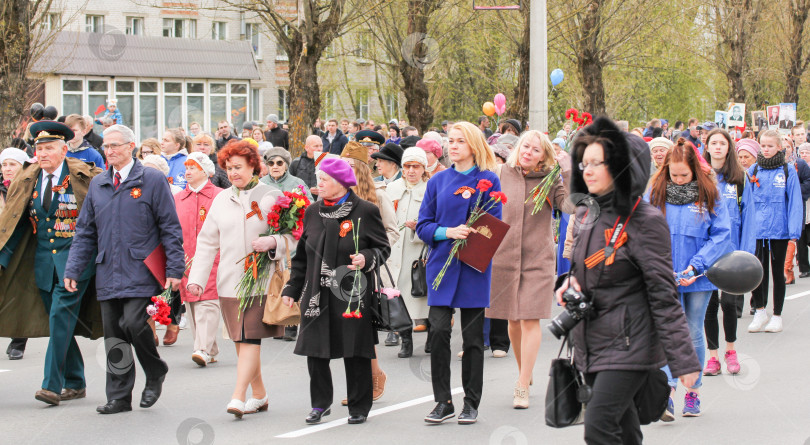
top-left (374, 182), bottom-right (399, 287)
top-left (188, 183), bottom-right (297, 298)
top-left (385, 177), bottom-right (429, 320)
top-left (487, 164), bottom-right (574, 320)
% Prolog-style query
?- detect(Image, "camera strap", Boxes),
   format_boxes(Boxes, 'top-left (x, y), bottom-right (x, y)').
top-left (584, 197), bottom-right (641, 269)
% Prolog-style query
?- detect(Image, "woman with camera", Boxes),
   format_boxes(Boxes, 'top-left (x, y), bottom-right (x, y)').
top-left (556, 118), bottom-right (700, 444)
top-left (648, 138), bottom-right (732, 419)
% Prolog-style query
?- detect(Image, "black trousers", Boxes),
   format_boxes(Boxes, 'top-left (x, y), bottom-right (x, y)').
top-left (753, 239), bottom-right (789, 315)
top-left (704, 290), bottom-right (739, 349)
top-left (583, 370), bottom-right (646, 445)
top-left (169, 290), bottom-right (183, 325)
top-left (100, 298), bottom-right (168, 403)
top-left (487, 318), bottom-right (510, 352)
top-left (799, 224), bottom-right (810, 273)
top-left (429, 306), bottom-right (484, 409)
top-left (307, 356), bottom-right (372, 416)
top-left (7, 338), bottom-right (27, 352)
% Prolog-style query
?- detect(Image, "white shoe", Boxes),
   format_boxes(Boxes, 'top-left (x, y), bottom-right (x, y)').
top-left (244, 395), bottom-right (269, 414)
top-left (747, 310), bottom-right (769, 332)
top-left (179, 316), bottom-right (188, 330)
top-left (227, 399), bottom-right (245, 418)
top-left (492, 349), bottom-right (508, 358)
top-left (192, 350), bottom-right (210, 367)
top-left (763, 315), bottom-right (783, 332)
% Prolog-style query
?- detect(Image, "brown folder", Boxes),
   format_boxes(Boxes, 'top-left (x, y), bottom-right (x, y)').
top-left (457, 212), bottom-right (510, 273)
top-left (144, 244), bottom-right (166, 287)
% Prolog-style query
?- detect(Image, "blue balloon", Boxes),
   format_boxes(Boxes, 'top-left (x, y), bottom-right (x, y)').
top-left (550, 69), bottom-right (564, 86)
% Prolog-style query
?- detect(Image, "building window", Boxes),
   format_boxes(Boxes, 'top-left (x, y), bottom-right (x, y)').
top-left (43, 13), bottom-right (60, 31)
top-left (125, 17), bottom-right (143, 35)
top-left (323, 90), bottom-right (337, 120)
top-left (355, 89), bottom-right (369, 120)
top-left (62, 79), bottom-right (83, 116)
top-left (187, 82), bottom-right (205, 131)
top-left (385, 93), bottom-right (399, 120)
top-left (163, 18), bottom-right (197, 38)
top-left (210, 83), bottom-right (228, 132)
top-left (245, 23), bottom-right (260, 57)
top-left (212, 21), bottom-right (227, 40)
top-left (115, 81), bottom-right (135, 131)
top-left (231, 83), bottom-right (248, 130)
top-left (85, 15), bottom-right (104, 33)
top-left (251, 88), bottom-right (261, 122)
top-left (278, 89), bottom-right (289, 122)
top-left (139, 81), bottom-right (159, 140)
top-left (357, 32), bottom-right (371, 59)
top-left (164, 82), bottom-right (183, 129)
top-left (275, 24), bottom-right (289, 61)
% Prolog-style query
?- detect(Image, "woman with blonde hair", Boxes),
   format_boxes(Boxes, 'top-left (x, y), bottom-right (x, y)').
top-left (139, 138), bottom-right (161, 159)
top-left (338, 140), bottom-right (399, 403)
top-left (192, 133), bottom-right (230, 188)
top-left (417, 121), bottom-right (502, 424)
top-left (488, 130), bottom-right (574, 409)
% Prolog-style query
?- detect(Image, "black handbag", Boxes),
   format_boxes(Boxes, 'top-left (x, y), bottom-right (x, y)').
top-left (545, 335), bottom-right (586, 428)
top-left (410, 246), bottom-right (429, 297)
top-left (634, 369), bottom-right (669, 425)
top-left (368, 251), bottom-right (413, 332)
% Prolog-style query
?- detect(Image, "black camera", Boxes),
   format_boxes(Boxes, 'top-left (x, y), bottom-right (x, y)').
top-left (548, 287), bottom-right (595, 339)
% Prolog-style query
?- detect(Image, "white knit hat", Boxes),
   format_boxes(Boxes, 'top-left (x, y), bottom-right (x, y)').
top-left (401, 146), bottom-right (428, 168)
top-left (186, 152), bottom-right (216, 177)
top-left (0, 148), bottom-right (31, 166)
top-left (142, 154), bottom-right (170, 176)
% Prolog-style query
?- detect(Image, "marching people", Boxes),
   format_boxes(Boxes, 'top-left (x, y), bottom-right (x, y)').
top-left (260, 147), bottom-right (313, 202)
top-left (187, 140), bottom-right (295, 418)
top-left (65, 114), bottom-right (106, 169)
top-left (416, 121), bottom-right (503, 424)
top-left (385, 146), bottom-right (430, 358)
top-left (735, 138), bottom-right (758, 170)
top-left (372, 143), bottom-right (403, 184)
top-left (743, 129), bottom-right (804, 333)
top-left (559, 119), bottom-right (700, 443)
top-left (1, 147), bottom-right (32, 360)
top-left (138, 138), bottom-right (161, 159)
top-left (65, 124), bottom-right (184, 414)
top-left (701, 129), bottom-right (751, 377)
top-left (488, 130), bottom-right (574, 409)
top-left (0, 122), bottom-right (104, 406)
top-left (648, 137), bottom-right (732, 418)
top-left (281, 158), bottom-right (391, 426)
top-left (175, 153), bottom-right (224, 367)
top-left (417, 138), bottom-right (446, 179)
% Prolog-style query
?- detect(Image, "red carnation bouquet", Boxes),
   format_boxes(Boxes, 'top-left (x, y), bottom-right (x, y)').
top-left (236, 185), bottom-right (311, 314)
top-left (147, 288), bottom-right (173, 326)
top-left (432, 179), bottom-right (506, 290)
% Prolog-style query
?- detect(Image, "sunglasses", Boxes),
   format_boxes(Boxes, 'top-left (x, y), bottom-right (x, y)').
top-left (267, 160), bottom-right (285, 167)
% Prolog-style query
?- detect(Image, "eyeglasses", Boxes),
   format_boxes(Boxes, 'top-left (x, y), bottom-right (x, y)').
top-left (578, 160), bottom-right (607, 171)
top-left (102, 142), bottom-right (130, 150)
top-left (267, 160), bottom-right (285, 167)
top-left (140, 149), bottom-right (153, 155)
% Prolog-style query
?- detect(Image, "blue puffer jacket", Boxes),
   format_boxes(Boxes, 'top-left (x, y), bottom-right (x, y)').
top-left (659, 196), bottom-right (732, 293)
top-left (164, 150), bottom-right (188, 190)
top-left (741, 162), bottom-right (803, 252)
top-left (716, 173), bottom-right (756, 252)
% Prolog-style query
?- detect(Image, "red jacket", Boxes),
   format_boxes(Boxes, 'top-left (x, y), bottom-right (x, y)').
top-left (175, 181), bottom-right (223, 302)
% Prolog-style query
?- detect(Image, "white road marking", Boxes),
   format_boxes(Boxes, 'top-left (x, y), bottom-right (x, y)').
top-left (0, 370), bottom-right (10, 373)
top-left (276, 387), bottom-right (464, 438)
top-left (786, 290), bottom-right (810, 300)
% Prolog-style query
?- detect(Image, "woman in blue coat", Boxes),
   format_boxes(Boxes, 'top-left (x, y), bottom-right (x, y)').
top-left (416, 121), bottom-right (502, 425)
top-left (648, 138), bottom-right (732, 419)
top-left (742, 129), bottom-right (804, 334)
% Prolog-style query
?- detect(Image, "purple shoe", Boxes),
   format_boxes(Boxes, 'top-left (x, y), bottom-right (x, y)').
top-left (682, 392), bottom-right (701, 417)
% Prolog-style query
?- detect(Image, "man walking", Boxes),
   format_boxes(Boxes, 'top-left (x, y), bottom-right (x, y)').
top-left (65, 124), bottom-right (184, 414)
top-left (264, 114), bottom-right (289, 150)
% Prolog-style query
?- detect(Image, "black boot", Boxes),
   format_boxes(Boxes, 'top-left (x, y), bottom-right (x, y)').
top-left (398, 328), bottom-right (413, 358)
top-left (385, 331), bottom-right (400, 346)
top-left (424, 326), bottom-right (432, 354)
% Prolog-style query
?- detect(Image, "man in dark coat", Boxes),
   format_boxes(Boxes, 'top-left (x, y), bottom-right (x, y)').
top-left (0, 121), bottom-right (104, 406)
top-left (264, 114), bottom-right (289, 150)
top-left (65, 124), bottom-right (185, 415)
top-left (291, 135), bottom-right (322, 198)
top-left (215, 120), bottom-right (239, 150)
top-left (322, 119), bottom-right (349, 155)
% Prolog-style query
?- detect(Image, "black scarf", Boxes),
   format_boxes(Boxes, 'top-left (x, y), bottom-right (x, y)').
top-left (757, 150), bottom-right (786, 170)
top-left (666, 181), bottom-right (699, 205)
top-left (591, 191), bottom-right (614, 211)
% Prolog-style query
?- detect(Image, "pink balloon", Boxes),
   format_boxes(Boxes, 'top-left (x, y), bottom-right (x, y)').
top-left (494, 93), bottom-right (506, 116)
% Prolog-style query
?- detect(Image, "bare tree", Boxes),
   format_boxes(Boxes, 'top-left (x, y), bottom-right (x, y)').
top-left (709, 0), bottom-right (763, 104)
top-left (782, 0), bottom-right (810, 105)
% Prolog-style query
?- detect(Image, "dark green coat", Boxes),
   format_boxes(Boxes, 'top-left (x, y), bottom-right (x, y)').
top-left (0, 158), bottom-right (103, 339)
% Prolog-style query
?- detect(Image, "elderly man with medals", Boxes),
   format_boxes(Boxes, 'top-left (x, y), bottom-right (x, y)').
top-left (0, 121), bottom-right (103, 406)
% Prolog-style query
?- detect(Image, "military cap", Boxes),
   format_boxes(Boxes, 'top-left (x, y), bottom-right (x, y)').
top-left (355, 130), bottom-right (385, 146)
top-left (29, 120), bottom-right (74, 145)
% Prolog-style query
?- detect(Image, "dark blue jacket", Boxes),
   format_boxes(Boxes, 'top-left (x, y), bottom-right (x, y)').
top-left (65, 161), bottom-right (185, 300)
top-left (322, 130), bottom-right (348, 155)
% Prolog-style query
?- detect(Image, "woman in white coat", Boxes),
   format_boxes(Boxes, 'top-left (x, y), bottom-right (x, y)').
top-left (386, 147), bottom-right (429, 358)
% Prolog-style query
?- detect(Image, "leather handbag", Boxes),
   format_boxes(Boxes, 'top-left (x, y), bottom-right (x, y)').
top-left (368, 250), bottom-right (413, 332)
top-left (262, 238), bottom-right (301, 326)
top-left (410, 245), bottom-right (429, 297)
top-left (545, 335), bottom-right (586, 428)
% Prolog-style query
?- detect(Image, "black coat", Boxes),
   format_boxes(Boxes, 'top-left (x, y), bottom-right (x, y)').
top-left (290, 154), bottom-right (316, 189)
top-left (265, 127), bottom-right (289, 150)
top-left (282, 191), bottom-right (390, 359)
top-left (568, 200), bottom-right (701, 378)
top-left (208, 153), bottom-right (231, 189)
top-left (322, 130), bottom-right (348, 155)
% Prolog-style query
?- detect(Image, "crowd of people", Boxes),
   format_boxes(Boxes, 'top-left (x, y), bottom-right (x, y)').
top-left (1, 105), bottom-right (807, 444)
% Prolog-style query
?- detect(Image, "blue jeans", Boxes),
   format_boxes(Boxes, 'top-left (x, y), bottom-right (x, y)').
top-left (662, 290), bottom-right (712, 390)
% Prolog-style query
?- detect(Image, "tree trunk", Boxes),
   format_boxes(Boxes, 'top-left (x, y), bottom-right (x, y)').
top-left (399, 0), bottom-right (439, 134)
top-left (506, 4), bottom-right (530, 125)
top-left (287, 41), bottom-right (321, 159)
top-left (0, 0), bottom-right (34, 147)
top-left (783, 0), bottom-right (810, 105)
top-left (575, 0), bottom-right (606, 115)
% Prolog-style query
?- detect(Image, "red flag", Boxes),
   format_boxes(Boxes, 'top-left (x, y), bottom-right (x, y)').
top-left (94, 104), bottom-right (107, 115)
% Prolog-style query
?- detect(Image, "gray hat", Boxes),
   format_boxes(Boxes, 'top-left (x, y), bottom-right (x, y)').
top-left (497, 133), bottom-right (519, 150)
top-left (242, 121), bottom-right (254, 130)
top-left (265, 114), bottom-right (279, 124)
top-left (355, 118), bottom-right (366, 125)
top-left (491, 144), bottom-right (511, 162)
top-left (264, 146), bottom-right (292, 167)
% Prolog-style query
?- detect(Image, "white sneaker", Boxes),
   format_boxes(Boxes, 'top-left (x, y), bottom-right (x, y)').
top-left (179, 316), bottom-right (188, 330)
top-left (747, 309), bottom-right (769, 332)
top-left (192, 350), bottom-right (210, 367)
top-left (227, 399), bottom-right (245, 418)
top-left (244, 395), bottom-right (269, 414)
top-left (492, 349), bottom-right (508, 358)
top-left (763, 315), bottom-right (783, 332)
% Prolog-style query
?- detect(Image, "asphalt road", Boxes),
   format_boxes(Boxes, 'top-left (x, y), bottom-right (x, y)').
top-left (3, 279), bottom-right (810, 445)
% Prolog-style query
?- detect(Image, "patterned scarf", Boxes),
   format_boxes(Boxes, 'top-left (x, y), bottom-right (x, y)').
top-left (757, 150), bottom-right (786, 170)
top-left (234, 175), bottom-right (259, 196)
top-left (666, 181), bottom-right (699, 205)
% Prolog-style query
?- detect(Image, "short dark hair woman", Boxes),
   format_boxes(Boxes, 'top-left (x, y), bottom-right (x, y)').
top-left (281, 158), bottom-right (391, 425)
top-left (556, 117), bottom-right (700, 444)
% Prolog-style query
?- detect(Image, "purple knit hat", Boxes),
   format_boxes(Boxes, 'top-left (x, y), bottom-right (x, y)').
top-left (319, 157), bottom-right (357, 188)
top-left (736, 138), bottom-right (760, 159)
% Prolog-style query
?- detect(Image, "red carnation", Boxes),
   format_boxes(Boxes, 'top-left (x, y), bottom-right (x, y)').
top-left (565, 108), bottom-right (579, 121)
top-left (489, 191), bottom-right (508, 204)
top-left (581, 112), bottom-right (593, 126)
top-left (476, 179), bottom-right (493, 192)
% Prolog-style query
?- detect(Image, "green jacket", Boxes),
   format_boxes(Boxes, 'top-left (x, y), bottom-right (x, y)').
top-left (0, 158), bottom-right (104, 339)
top-left (260, 171), bottom-right (314, 201)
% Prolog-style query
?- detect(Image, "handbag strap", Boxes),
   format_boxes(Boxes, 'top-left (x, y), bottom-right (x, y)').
top-left (374, 248), bottom-right (396, 286)
top-left (275, 236), bottom-right (291, 270)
